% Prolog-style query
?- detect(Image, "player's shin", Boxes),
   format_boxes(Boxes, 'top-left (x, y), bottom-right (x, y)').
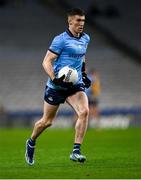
top-left (31, 119), bottom-right (52, 140)
top-left (74, 117), bottom-right (88, 144)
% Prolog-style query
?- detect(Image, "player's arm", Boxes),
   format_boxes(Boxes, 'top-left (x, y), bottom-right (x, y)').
top-left (82, 56), bottom-right (91, 88)
top-left (42, 50), bottom-right (73, 88)
top-left (42, 50), bottom-right (57, 80)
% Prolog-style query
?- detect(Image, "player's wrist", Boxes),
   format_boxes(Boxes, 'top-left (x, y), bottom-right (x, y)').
top-left (51, 75), bottom-right (56, 81)
top-left (81, 62), bottom-right (86, 73)
top-left (52, 77), bottom-right (58, 84)
top-left (82, 72), bottom-right (87, 76)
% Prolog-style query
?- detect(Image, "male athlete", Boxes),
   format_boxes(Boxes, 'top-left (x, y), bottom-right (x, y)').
top-left (25, 8), bottom-right (91, 165)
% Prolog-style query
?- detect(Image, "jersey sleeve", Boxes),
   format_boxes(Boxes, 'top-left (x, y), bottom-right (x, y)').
top-left (86, 34), bottom-right (90, 44)
top-left (49, 34), bottom-right (64, 55)
top-left (83, 33), bottom-right (90, 51)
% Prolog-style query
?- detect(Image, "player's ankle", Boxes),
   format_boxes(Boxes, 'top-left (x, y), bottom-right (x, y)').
top-left (72, 143), bottom-right (81, 154)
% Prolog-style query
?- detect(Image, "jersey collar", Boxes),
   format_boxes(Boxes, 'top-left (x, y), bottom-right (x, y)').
top-left (66, 28), bottom-right (84, 39)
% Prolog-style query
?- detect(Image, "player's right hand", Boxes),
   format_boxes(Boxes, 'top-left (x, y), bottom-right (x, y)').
top-left (52, 75), bottom-right (73, 88)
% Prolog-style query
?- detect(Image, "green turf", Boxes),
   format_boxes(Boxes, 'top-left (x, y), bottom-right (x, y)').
top-left (0, 127), bottom-right (141, 179)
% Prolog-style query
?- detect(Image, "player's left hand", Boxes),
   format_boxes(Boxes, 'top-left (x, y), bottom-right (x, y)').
top-left (82, 72), bottom-right (91, 88)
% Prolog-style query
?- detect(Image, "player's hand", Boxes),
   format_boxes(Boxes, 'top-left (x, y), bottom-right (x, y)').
top-left (53, 75), bottom-right (73, 88)
top-left (82, 72), bottom-right (91, 88)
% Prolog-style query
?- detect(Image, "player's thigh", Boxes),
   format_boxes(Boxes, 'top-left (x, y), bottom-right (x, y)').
top-left (66, 91), bottom-right (89, 116)
top-left (42, 100), bottom-right (59, 121)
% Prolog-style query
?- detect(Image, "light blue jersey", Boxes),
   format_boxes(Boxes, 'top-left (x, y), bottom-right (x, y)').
top-left (47, 29), bottom-right (90, 89)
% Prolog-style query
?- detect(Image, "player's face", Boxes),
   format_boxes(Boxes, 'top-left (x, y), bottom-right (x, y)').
top-left (68, 15), bottom-right (85, 34)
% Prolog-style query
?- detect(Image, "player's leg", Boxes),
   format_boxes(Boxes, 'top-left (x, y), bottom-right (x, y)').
top-left (31, 101), bottom-right (59, 140)
top-left (67, 91), bottom-right (89, 144)
top-left (66, 91), bottom-right (89, 162)
top-left (25, 101), bottom-right (59, 165)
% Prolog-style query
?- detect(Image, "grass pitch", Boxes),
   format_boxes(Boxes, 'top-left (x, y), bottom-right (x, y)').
top-left (0, 127), bottom-right (141, 179)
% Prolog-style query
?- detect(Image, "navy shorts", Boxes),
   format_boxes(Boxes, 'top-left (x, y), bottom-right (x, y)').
top-left (44, 84), bottom-right (85, 105)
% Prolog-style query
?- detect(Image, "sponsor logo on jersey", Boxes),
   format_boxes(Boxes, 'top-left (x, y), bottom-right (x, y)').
top-left (69, 53), bottom-right (85, 59)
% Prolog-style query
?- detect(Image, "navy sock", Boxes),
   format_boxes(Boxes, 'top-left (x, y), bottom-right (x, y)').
top-left (73, 143), bottom-right (81, 154)
top-left (28, 138), bottom-right (35, 146)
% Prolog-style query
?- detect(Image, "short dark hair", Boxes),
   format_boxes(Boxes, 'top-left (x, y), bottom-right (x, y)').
top-left (67, 8), bottom-right (85, 17)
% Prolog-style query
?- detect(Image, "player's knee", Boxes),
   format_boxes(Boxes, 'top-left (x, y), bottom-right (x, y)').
top-left (37, 119), bottom-right (52, 129)
top-left (78, 107), bottom-right (89, 119)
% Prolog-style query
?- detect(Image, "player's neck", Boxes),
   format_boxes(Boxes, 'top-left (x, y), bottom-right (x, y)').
top-left (68, 28), bottom-right (80, 38)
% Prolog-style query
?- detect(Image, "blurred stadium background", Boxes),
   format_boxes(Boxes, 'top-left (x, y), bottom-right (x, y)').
top-left (0, 0), bottom-right (141, 128)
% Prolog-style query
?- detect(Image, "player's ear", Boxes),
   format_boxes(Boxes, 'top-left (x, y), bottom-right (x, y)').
top-left (68, 16), bottom-right (72, 25)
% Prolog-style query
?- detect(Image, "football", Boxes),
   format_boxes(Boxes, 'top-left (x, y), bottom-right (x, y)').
top-left (58, 66), bottom-right (78, 84)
